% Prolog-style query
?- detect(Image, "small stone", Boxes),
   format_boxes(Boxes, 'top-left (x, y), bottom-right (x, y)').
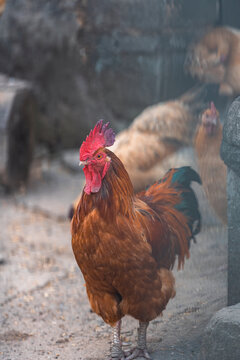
top-left (95, 326), bottom-right (102, 332)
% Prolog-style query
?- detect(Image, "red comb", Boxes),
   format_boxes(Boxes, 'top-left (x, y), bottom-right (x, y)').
top-left (210, 101), bottom-right (217, 115)
top-left (80, 120), bottom-right (115, 161)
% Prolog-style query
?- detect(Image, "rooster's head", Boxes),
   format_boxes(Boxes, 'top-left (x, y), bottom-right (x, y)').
top-left (79, 120), bottom-right (115, 194)
top-left (201, 102), bottom-right (220, 136)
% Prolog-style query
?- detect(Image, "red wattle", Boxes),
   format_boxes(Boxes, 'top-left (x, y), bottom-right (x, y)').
top-left (83, 165), bottom-right (103, 194)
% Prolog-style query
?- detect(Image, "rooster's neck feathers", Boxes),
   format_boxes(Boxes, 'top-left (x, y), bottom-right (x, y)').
top-left (78, 149), bottom-right (134, 220)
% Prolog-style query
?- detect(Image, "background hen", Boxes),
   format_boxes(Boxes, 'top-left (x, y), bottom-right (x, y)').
top-left (186, 26), bottom-right (240, 96)
top-left (110, 86), bottom-right (206, 192)
top-left (194, 102), bottom-right (227, 224)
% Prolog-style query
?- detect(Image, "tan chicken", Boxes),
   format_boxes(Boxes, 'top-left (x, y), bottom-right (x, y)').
top-left (110, 86), bottom-right (205, 192)
top-left (186, 26), bottom-right (240, 96)
top-left (194, 102), bottom-right (227, 224)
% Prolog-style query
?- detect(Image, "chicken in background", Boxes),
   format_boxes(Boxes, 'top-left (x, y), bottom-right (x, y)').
top-left (194, 102), bottom-right (227, 224)
top-left (71, 120), bottom-right (201, 360)
top-left (186, 26), bottom-right (240, 96)
top-left (110, 86), bottom-right (205, 192)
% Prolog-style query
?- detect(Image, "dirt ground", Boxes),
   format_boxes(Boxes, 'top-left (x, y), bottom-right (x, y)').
top-left (0, 158), bottom-right (227, 360)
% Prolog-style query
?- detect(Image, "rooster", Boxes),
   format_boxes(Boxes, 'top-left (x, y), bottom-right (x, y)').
top-left (71, 120), bottom-right (201, 360)
top-left (186, 26), bottom-right (240, 96)
top-left (194, 102), bottom-right (227, 224)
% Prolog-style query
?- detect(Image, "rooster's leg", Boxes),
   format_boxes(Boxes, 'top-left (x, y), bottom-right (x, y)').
top-left (110, 320), bottom-right (125, 360)
top-left (126, 321), bottom-right (151, 360)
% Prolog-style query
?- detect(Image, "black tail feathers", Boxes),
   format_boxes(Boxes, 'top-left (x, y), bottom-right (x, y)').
top-left (160, 166), bottom-right (202, 240)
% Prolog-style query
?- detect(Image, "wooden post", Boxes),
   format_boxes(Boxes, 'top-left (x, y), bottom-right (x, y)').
top-left (0, 75), bottom-right (36, 190)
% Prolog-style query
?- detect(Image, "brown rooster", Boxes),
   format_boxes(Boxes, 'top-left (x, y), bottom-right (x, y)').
top-left (194, 102), bottom-right (227, 224)
top-left (186, 26), bottom-right (240, 96)
top-left (71, 120), bottom-right (201, 359)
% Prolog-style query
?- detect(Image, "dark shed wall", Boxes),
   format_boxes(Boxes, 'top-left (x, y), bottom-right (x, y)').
top-left (81, 0), bottom-right (220, 121)
top-left (221, 0), bottom-right (240, 28)
top-left (0, 0), bottom-right (238, 148)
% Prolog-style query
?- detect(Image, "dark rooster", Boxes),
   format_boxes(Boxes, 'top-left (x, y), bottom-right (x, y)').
top-left (71, 120), bottom-right (201, 359)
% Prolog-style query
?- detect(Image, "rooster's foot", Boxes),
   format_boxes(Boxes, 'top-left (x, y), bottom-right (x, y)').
top-left (109, 347), bottom-right (126, 360)
top-left (125, 347), bottom-right (151, 360)
top-left (109, 354), bottom-right (126, 360)
top-left (110, 344), bottom-right (126, 359)
top-left (110, 320), bottom-right (126, 360)
top-left (125, 321), bottom-right (151, 359)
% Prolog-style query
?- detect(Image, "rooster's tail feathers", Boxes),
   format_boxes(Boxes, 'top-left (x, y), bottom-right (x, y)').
top-left (160, 166), bottom-right (202, 239)
top-left (162, 166), bottom-right (201, 186)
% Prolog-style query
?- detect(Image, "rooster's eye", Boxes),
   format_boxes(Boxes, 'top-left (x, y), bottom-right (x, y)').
top-left (97, 154), bottom-right (102, 160)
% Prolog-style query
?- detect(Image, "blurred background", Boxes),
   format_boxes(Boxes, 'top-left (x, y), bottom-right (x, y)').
top-left (0, 1), bottom-right (239, 359)
top-left (0, 0), bottom-right (240, 213)
top-left (0, 0), bottom-right (239, 149)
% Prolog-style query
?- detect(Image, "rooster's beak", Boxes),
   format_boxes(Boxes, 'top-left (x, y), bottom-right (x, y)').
top-left (79, 161), bottom-right (88, 166)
